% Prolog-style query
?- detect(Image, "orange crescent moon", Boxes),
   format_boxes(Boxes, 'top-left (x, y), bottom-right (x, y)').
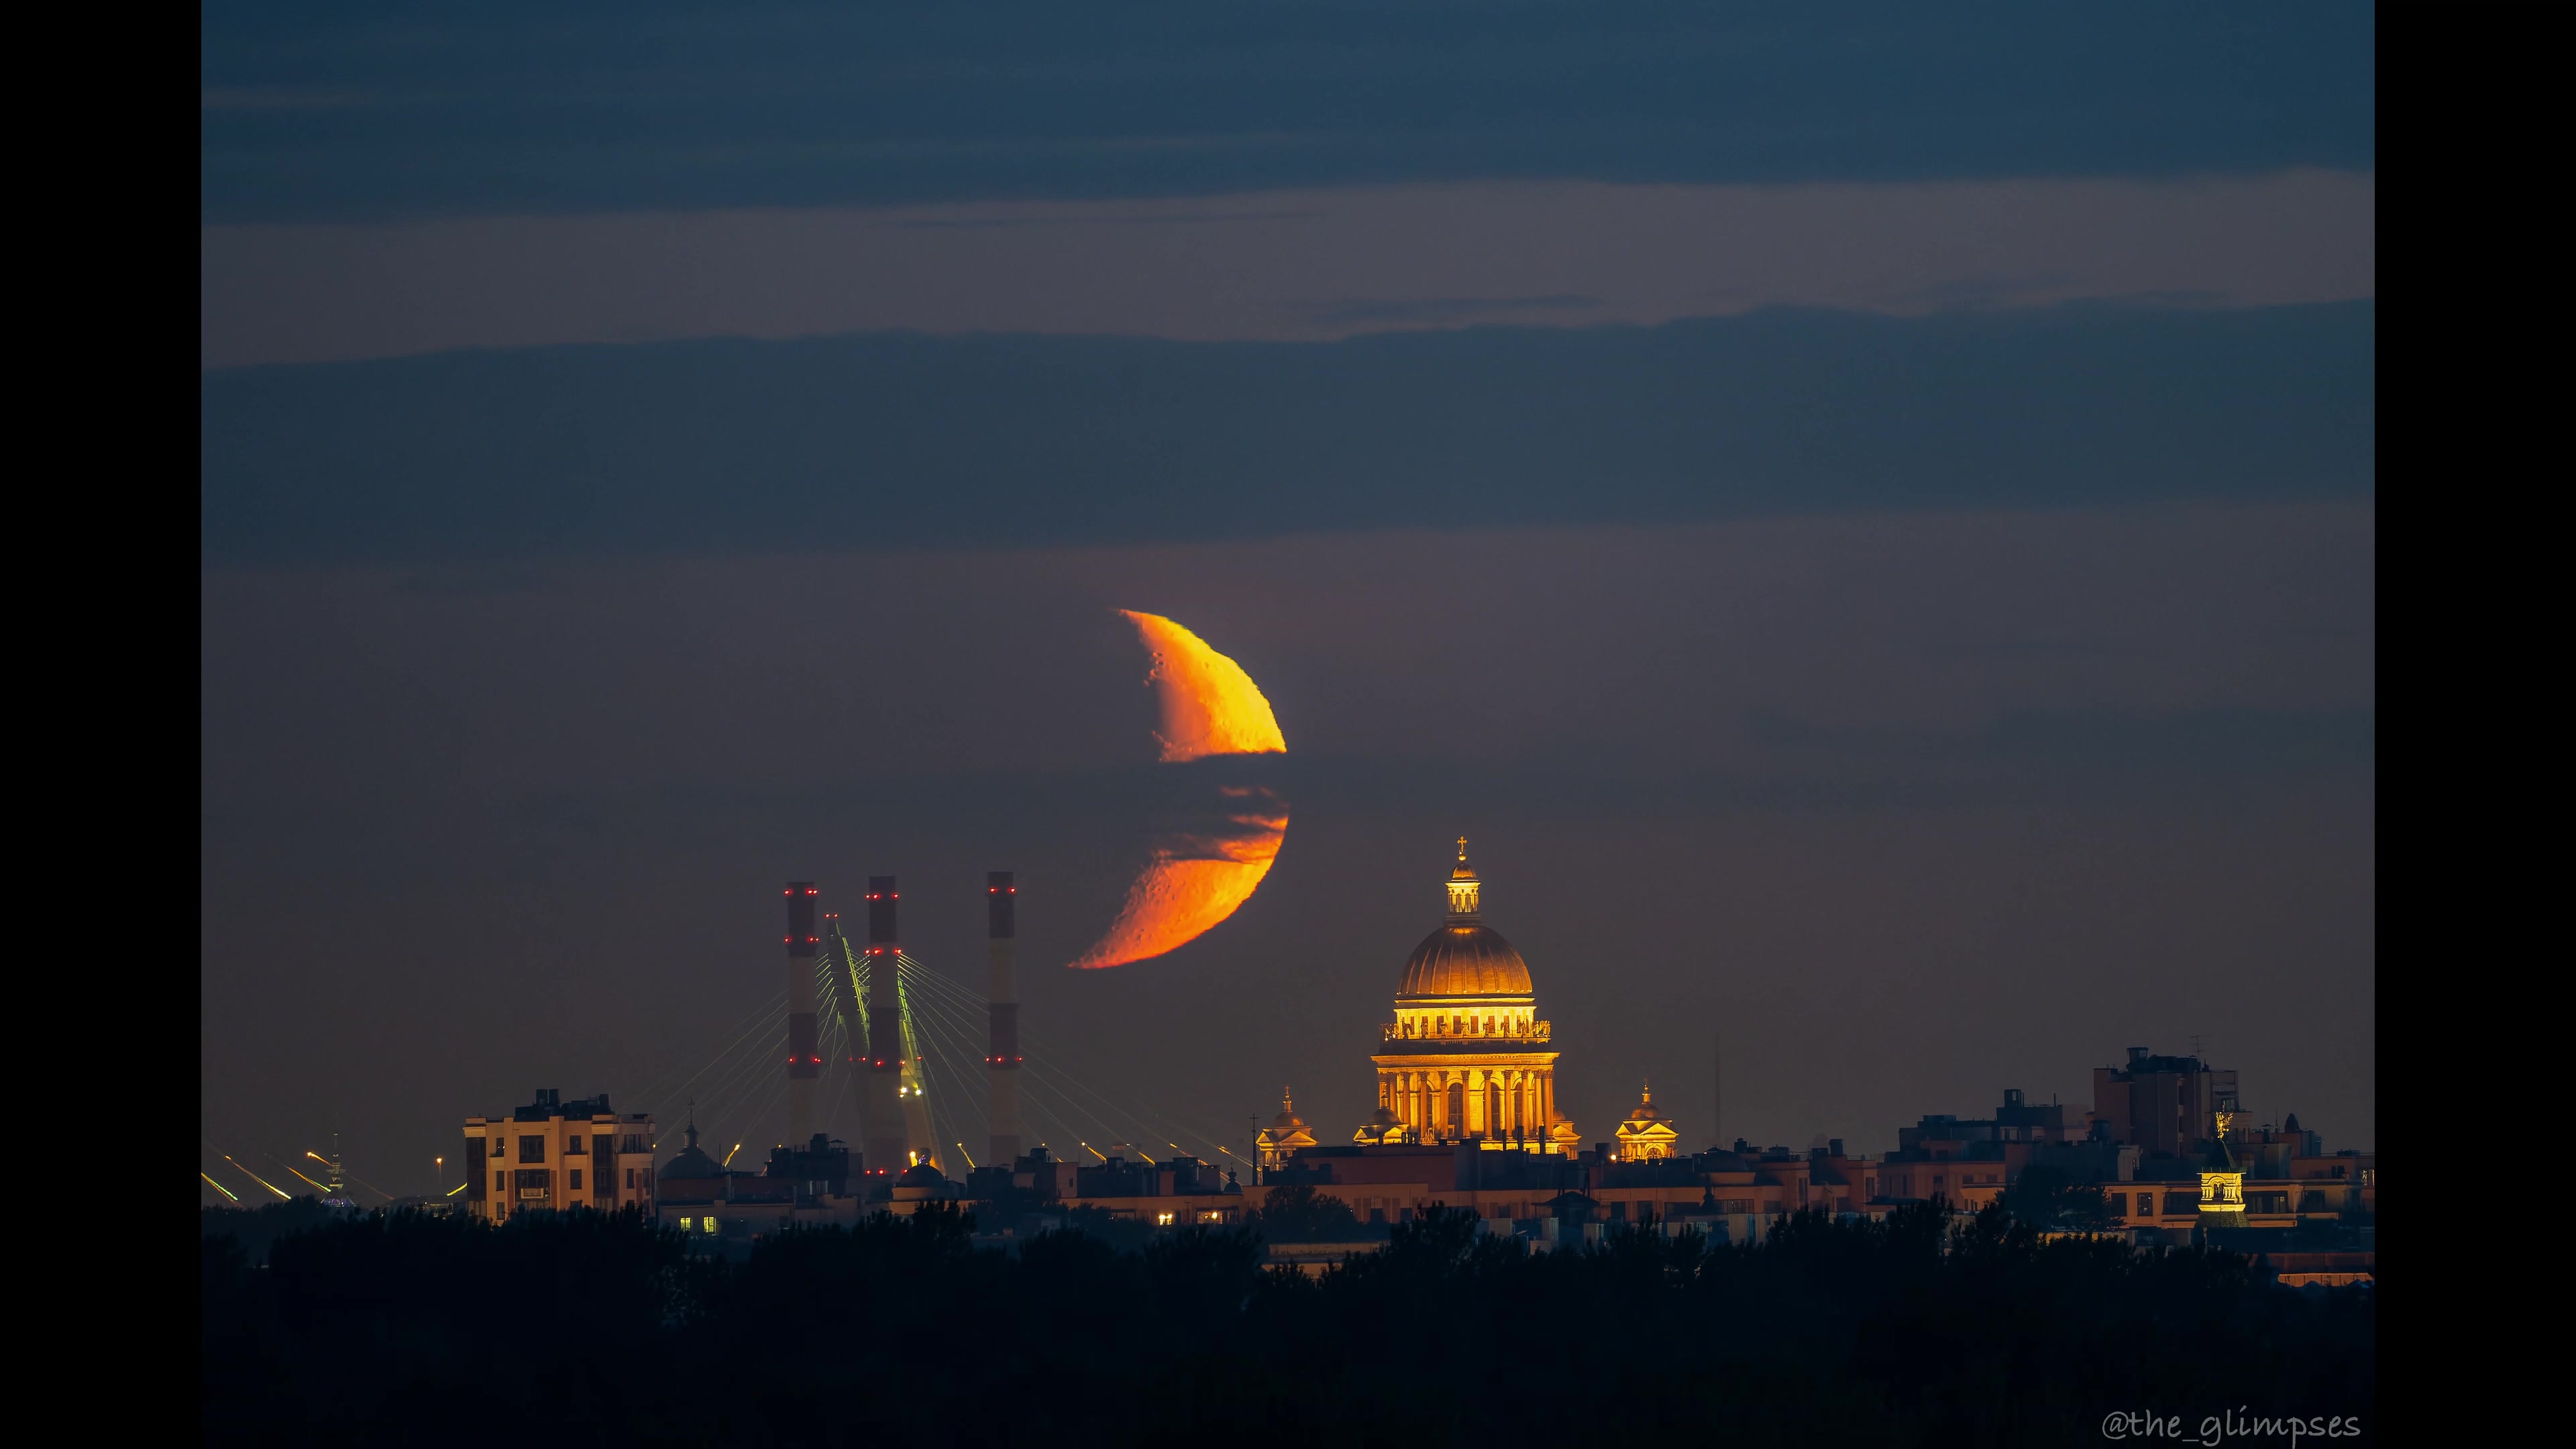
top-left (1068, 612), bottom-right (1288, 970)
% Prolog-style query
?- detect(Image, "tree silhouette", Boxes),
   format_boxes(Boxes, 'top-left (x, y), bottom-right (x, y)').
top-left (1248, 1183), bottom-right (1364, 1241)
top-left (2001, 1164), bottom-right (2119, 1231)
top-left (203, 1195), bottom-right (2373, 1445)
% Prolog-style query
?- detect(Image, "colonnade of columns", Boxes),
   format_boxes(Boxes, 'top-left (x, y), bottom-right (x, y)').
top-left (1378, 1067), bottom-right (1555, 1140)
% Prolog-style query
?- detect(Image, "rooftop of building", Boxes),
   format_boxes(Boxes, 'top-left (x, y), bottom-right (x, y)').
top-left (482, 1088), bottom-right (642, 1124)
top-left (2106, 1047), bottom-right (2222, 1077)
top-left (660, 1121), bottom-right (727, 1180)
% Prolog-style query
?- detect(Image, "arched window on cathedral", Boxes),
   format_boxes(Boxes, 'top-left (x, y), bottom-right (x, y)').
top-left (1485, 1080), bottom-right (1502, 1136)
top-left (1446, 1081), bottom-right (1466, 1134)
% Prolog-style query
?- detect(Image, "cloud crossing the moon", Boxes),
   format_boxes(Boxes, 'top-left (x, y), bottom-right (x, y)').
top-left (1068, 612), bottom-right (1289, 970)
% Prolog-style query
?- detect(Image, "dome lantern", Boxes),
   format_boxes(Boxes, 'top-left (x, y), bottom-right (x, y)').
top-left (1399, 837), bottom-right (1533, 998)
top-left (1446, 836), bottom-right (1481, 920)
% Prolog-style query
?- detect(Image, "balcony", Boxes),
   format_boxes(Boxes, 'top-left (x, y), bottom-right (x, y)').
top-left (518, 1188), bottom-right (551, 1201)
top-left (1381, 1020), bottom-right (1551, 1046)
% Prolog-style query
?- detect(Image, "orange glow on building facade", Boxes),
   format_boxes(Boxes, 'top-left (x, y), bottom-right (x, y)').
top-left (1615, 1082), bottom-right (1680, 1160)
top-left (464, 1089), bottom-right (656, 1222)
top-left (1255, 1088), bottom-right (1320, 1171)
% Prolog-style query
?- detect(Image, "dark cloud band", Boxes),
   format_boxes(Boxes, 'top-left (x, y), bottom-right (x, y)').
top-left (202, 3), bottom-right (2375, 223)
top-left (201, 301), bottom-right (2375, 568)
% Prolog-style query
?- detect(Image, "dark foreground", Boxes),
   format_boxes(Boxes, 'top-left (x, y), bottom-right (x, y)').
top-left (203, 1201), bottom-right (2372, 1446)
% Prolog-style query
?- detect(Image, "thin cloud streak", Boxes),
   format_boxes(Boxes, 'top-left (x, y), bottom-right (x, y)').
top-left (203, 171), bottom-right (2373, 369)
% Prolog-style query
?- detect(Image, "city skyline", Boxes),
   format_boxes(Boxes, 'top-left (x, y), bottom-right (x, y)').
top-left (200, 4), bottom-right (2373, 1207)
top-left (203, 813), bottom-right (2373, 1203)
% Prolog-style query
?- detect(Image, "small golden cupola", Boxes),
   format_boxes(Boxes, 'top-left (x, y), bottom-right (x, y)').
top-left (1615, 1080), bottom-right (1680, 1161)
top-left (1256, 1087), bottom-right (1319, 1171)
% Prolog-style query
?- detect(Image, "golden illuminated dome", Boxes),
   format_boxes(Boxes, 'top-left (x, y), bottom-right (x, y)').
top-left (1399, 923), bottom-right (1534, 998)
top-left (1629, 1083), bottom-right (1664, 1122)
top-left (1269, 1088), bottom-right (1309, 1134)
top-left (1398, 838), bottom-right (1534, 998)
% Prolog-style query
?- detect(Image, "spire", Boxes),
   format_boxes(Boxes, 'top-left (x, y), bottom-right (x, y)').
top-left (1446, 837), bottom-right (1482, 920)
top-left (1629, 1080), bottom-right (1664, 1122)
top-left (1282, 1087), bottom-right (1294, 1114)
top-left (684, 1099), bottom-right (700, 1150)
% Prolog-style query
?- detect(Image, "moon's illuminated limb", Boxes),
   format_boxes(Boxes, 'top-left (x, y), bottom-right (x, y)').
top-left (1070, 611), bottom-right (1289, 969)
top-left (1067, 803), bottom-right (1287, 971)
top-left (1120, 610), bottom-right (1287, 761)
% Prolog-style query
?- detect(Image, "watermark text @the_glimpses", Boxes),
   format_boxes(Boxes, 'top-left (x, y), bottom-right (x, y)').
top-left (2103, 1410), bottom-right (2363, 1445)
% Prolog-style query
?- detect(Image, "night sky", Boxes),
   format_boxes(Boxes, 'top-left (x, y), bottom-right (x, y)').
top-left (201, 4), bottom-right (2374, 1200)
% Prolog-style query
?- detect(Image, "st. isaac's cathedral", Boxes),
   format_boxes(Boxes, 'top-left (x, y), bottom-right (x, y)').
top-left (1356, 839), bottom-right (1584, 1154)
top-left (1260, 841), bottom-right (1677, 1167)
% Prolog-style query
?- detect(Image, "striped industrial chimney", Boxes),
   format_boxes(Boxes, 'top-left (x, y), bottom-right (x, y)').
top-left (986, 871), bottom-right (1022, 1165)
top-left (785, 883), bottom-right (820, 1148)
top-left (863, 876), bottom-right (907, 1176)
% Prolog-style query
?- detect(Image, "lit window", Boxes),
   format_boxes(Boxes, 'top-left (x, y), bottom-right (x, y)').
top-left (703, 1217), bottom-right (718, 1234)
top-left (681, 1217), bottom-right (694, 1230)
top-left (1156, 1212), bottom-right (1174, 1226)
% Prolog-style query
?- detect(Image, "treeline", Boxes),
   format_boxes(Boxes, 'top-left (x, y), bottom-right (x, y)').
top-left (203, 1200), bottom-right (2372, 1446)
